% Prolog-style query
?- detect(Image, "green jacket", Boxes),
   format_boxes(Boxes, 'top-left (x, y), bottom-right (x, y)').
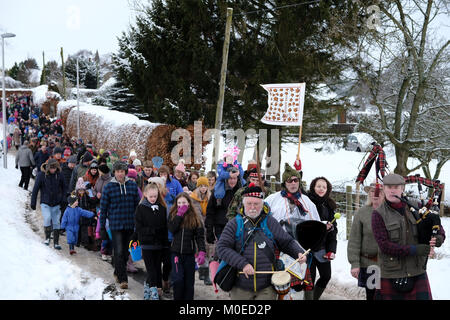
top-left (375, 202), bottom-right (427, 279)
top-left (347, 205), bottom-right (379, 269)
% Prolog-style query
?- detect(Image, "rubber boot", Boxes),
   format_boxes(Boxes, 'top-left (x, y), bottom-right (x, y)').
top-left (53, 229), bottom-right (62, 250)
top-left (313, 286), bottom-right (326, 300)
top-left (144, 282), bottom-right (151, 300)
top-left (304, 289), bottom-right (314, 300)
top-left (198, 267), bottom-right (205, 281)
top-left (44, 226), bottom-right (52, 246)
top-left (200, 267), bottom-right (212, 285)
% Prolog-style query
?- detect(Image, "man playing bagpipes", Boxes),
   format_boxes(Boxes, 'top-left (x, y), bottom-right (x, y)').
top-left (371, 173), bottom-right (446, 300)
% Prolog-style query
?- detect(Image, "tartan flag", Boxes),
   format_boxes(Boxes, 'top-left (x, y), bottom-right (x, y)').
top-left (261, 83), bottom-right (306, 126)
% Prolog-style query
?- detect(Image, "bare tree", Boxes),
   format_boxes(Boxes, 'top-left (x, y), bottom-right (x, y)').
top-left (349, 0), bottom-right (450, 177)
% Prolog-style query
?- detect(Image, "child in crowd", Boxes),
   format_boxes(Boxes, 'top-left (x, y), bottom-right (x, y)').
top-left (214, 146), bottom-right (245, 205)
top-left (168, 193), bottom-right (206, 300)
top-left (61, 193), bottom-right (95, 255)
top-left (134, 183), bottom-right (169, 300)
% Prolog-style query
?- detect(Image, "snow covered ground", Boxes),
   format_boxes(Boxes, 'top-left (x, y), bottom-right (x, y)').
top-left (0, 153), bottom-right (116, 300)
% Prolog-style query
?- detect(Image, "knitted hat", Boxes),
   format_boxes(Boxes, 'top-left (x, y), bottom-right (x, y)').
top-left (89, 161), bottom-right (98, 169)
top-left (242, 183), bottom-right (264, 199)
top-left (67, 155), bottom-right (78, 164)
top-left (76, 177), bottom-right (86, 190)
top-left (82, 151), bottom-right (93, 163)
top-left (133, 159), bottom-right (142, 167)
top-left (127, 168), bottom-right (138, 180)
top-left (282, 163), bottom-right (302, 183)
top-left (98, 164), bottom-right (110, 174)
top-left (67, 193), bottom-right (78, 206)
top-left (175, 159), bottom-right (186, 173)
top-left (196, 176), bottom-right (209, 187)
top-left (148, 177), bottom-right (166, 189)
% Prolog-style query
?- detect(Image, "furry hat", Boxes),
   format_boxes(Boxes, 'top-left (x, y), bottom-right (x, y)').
top-left (175, 159), bottom-right (186, 173)
top-left (112, 161), bottom-right (128, 174)
top-left (98, 164), bottom-right (110, 174)
top-left (282, 163), bottom-right (302, 184)
top-left (46, 158), bottom-right (60, 173)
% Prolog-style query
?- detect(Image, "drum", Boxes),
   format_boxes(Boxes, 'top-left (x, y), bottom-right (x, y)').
top-left (271, 271), bottom-right (291, 300)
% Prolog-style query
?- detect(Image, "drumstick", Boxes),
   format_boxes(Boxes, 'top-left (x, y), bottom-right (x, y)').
top-left (285, 249), bottom-right (311, 271)
top-left (238, 270), bottom-right (281, 275)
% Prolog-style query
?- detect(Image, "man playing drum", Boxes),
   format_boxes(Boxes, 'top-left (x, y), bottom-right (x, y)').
top-left (216, 183), bottom-right (308, 300)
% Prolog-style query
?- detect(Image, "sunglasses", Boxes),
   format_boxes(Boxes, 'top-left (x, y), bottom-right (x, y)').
top-left (286, 178), bottom-right (299, 183)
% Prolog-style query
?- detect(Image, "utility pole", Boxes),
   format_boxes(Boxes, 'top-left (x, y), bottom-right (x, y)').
top-left (212, 7), bottom-right (233, 170)
top-left (60, 47), bottom-right (66, 100)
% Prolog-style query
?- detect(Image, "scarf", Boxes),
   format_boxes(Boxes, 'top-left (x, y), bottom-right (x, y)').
top-left (281, 190), bottom-right (307, 216)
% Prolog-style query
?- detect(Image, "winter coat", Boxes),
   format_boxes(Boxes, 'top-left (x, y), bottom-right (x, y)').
top-left (164, 176), bottom-right (184, 210)
top-left (216, 210), bottom-right (304, 292)
top-left (13, 129), bottom-right (21, 146)
top-left (84, 170), bottom-right (99, 188)
top-left (31, 163), bottom-right (66, 208)
top-left (134, 199), bottom-right (169, 249)
top-left (34, 149), bottom-right (50, 172)
top-left (264, 191), bottom-right (321, 235)
top-left (61, 206), bottom-right (94, 244)
top-left (60, 162), bottom-right (74, 196)
top-left (93, 173), bottom-right (113, 197)
top-left (69, 163), bottom-right (89, 193)
top-left (347, 205), bottom-right (379, 269)
top-left (168, 214), bottom-right (206, 255)
top-left (307, 192), bottom-right (338, 254)
top-left (99, 177), bottom-right (140, 231)
top-left (15, 145), bottom-right (35, 167)
top-left (190, 190), bottom-right (209, 217)
top-left (205, 182), bottom-right (240, 231)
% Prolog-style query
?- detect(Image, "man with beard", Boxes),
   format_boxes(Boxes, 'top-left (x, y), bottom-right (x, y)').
top-left (216, 184), bottom-right (308, 300)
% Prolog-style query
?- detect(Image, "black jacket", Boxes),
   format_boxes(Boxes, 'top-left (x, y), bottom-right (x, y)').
top-left (135, 200), bottom-right (169, 249)
top-left (168, 214), bottom-right (206, 255)
top-left (205, 183), bottom-right (239, 230)
top-left (60, 162), bottom-right (73, 196)
top-left (308, 192), bottom-right (338, 253)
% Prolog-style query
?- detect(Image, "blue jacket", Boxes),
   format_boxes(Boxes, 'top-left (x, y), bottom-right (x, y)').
top-left (31, 164), bottom-right (66, 208)
top-left (164, 176), bottom-right (184, 210)
top-left (99, 177), bottom-right (140, 231)
top-left (61, 206), bottom-right (94, 244)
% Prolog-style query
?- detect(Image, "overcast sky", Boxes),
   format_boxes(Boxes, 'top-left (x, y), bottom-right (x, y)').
top-left (0, 1), bottom-right (448, 71)
top-left (0, 0), bottom-right (136, 69)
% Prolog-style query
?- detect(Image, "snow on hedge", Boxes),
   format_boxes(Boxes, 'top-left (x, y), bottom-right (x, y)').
top-left (32, 85), bottom-right (61, 106)
top-left (61, 101), bottom-right (160, 159)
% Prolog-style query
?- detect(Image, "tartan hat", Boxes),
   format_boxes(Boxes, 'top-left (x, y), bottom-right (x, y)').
top-left (242, 183), bottom-right (264, 199)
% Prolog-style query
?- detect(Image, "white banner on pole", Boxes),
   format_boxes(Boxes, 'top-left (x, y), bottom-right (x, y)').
top-left (260, 83), bottom-right (306, 126)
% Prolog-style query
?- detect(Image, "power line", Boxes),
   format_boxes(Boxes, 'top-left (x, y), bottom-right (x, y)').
top-left (234, 0), bottom-right (323, 17)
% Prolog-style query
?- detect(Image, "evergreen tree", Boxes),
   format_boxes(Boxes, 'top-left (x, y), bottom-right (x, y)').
top-left (114, 0), bottom-right (362, 132)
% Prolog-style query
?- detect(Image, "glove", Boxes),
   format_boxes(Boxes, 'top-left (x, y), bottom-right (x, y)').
top-left (323, 252), bottom-right (335, 261)
top-left (177, 204), bottom-right (189, 217)
top-left (30, 204), bottom-right (36, 211)
top-left (416, 244), bottom-right (430, 256)
top-left (100, 228), bottom-right (109, 241)
top-left (196, 251), bottom-right (206, 266)
top-left (206, 229), bottom-right (215, 244)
